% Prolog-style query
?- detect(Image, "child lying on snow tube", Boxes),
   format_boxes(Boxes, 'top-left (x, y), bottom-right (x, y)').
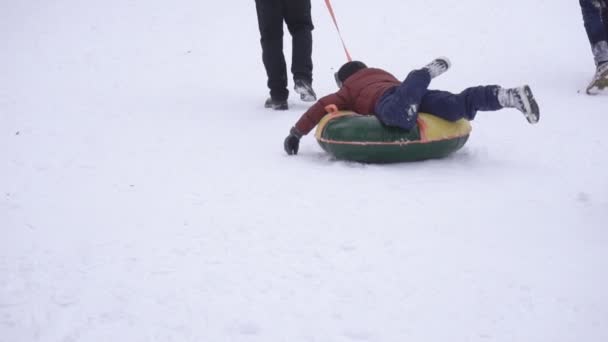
top-left (283, 57), bottom-right (540, 158)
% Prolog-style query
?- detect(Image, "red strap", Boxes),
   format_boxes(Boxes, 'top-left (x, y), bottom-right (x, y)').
top-left (324, 0), bottom-right (352, 62)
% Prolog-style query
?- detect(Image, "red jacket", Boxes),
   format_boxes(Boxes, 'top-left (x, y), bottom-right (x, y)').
top-left (295, 68), bottom-right (400, 135)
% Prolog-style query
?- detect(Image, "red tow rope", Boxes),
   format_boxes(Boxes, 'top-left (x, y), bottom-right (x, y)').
top-left (324, 0), bottom-right (352, 62)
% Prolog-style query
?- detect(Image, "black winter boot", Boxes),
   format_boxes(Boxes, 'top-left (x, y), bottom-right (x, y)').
top-left (294, 79), bottom-right (317, 102)
top-left (264, 97), bottom-right (288, 110)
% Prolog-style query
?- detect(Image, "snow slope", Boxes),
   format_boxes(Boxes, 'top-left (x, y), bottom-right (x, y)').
top-left (1, 0), bottom-right (607, 341)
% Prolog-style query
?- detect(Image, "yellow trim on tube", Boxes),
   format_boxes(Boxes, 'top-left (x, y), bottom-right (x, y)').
top-left (417, 113), bottom-right (472, 142)
top-left (315, 111), bottom-right (472, 142)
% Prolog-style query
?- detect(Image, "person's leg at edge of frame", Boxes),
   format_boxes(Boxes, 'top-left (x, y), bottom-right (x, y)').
top-left (255, 0), bottom-right (289, 108)
top-left (579, 0), bottom-right (608, 93)
top-left (580, 0), bottom-right (608, 65)
top-left (601, 0), bottom-right (608, 56)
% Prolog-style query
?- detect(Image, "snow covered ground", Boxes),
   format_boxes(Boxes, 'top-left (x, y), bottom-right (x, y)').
top-left (1, 0), bottom-right (607, 341)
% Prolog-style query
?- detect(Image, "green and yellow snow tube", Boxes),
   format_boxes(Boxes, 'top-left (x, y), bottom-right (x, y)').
top-left (315, 111), bottom-right (472, 163)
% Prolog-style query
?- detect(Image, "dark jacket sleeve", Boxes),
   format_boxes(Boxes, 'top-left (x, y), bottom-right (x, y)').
top-left (294, 91), bottom-right (349, 135)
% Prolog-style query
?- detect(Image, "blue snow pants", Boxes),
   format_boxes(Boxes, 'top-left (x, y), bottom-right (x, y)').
top-left (374, 69), bottom-right (502, 131)
top-left (580, 0), bottom-right (608, 46)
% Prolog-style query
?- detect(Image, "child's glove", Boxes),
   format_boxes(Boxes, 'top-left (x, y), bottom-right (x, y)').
top-left (284, 127), bottom-right (303, 155)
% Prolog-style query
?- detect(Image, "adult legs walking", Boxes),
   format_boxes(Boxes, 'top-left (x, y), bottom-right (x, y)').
top-left (255, 0), bottom-right (314, 103)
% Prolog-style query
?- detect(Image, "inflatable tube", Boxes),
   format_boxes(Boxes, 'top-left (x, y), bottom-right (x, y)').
top-left (315, 111), bottom-right (472, 163)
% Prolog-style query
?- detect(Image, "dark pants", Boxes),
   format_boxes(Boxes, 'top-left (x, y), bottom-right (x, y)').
top-left (580, 0), bottom-right (608, 46)
top-left (255, 0), bottom-right (314, 101)
top-left (374, 69), bottom-right (502, 131)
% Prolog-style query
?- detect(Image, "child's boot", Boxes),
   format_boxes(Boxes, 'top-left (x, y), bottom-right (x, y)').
top-left (497, 86), bottom-right (540, 124)
top-left (424, 57), bottom-right (451, 79)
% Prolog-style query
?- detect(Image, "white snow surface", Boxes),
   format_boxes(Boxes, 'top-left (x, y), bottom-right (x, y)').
top-left (1, 0), bottom-right (608, 341)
